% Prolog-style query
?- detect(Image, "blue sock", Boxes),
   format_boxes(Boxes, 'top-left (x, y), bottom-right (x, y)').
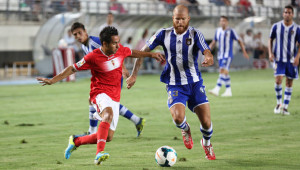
top-left (119, 104), bottom-right (140, 125)
top-left (89, 105), bottom-right (98, 134)
top-left (200, 122), bottom-right (213, 146)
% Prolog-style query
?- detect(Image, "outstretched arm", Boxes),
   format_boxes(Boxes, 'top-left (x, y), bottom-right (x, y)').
top-left (126, 45), bottom-right (152, 89)
top-left (238, 39), bottom-right (249, 59)
top-left (36, 66), bottom-right (76, 86)
top-left (294, 44), bottom-right (300, 66)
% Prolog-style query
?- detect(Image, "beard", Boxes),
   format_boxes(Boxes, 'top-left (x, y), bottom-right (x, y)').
top-left (173, 21), bottom-right (189, 34)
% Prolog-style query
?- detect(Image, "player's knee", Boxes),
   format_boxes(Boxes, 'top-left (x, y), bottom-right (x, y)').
top-left (102, 108), bottom-right (114, 123)
top-left (106, 135), bottom-right (113, 142)
top-left (173, 116), bottom-right (185, 124)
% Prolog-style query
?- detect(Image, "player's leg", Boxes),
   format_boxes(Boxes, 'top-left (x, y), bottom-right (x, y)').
top-left (89, 99), bottom-right (98, 134)
top-left (167, 85), bottom-right (193, 149)
top-left (209, 59), bottom-right (223, 96)
top-left (220, 58), bottom-right (232, 97)
top-left (188, 81), bottom-right (215, 160)
top-left (273, 62), bottom-right (285, 114)
top-left (282, 63), bottom-right (298, 115)
top-left (274, 75), bottom-right (283, 114)
top-left (119, 104), bottom-right (145, 137)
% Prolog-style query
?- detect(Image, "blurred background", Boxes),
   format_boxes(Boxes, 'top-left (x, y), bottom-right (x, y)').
top-left (0, 0), bottom-right (296, 84)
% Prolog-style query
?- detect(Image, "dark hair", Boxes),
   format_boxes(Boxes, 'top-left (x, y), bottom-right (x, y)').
top-left (71, 22), bottom-right (85, 33)
top-left (220, 15), bottom-right (228, 21)
top-left (285, 5), bottom-right (294, 13)
top-left (127, 37), bottom-right (132, 43)
top-left (100, 26), bottom-right (118, 45)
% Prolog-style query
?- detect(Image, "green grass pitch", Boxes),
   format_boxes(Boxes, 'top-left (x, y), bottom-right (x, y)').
top-left (0, 69), bottom-right (299, 169)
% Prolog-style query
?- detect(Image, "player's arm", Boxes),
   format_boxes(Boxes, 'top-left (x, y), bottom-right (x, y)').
top-left (37, 66), bottom-right (76, 86)
top-left (126, 45), bottom-right (152, 89)
top-left (209, 40), bottom-right (216, 50)
top-left (294, 44), bottom-right (300, 66)
top-left (122, 62), bottom-right (130, 79)
top-left (268, 38), bottom-right (275, 62)
top-left (201, 49), bottom-right (214, 67)
top-left (237, 39), bottom-right (249, 59)
top-left (130, 49), bottom-right (164, 62)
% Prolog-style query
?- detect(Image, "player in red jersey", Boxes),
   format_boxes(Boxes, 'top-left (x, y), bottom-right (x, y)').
top-left (37, 26), bottom-right (165, 165)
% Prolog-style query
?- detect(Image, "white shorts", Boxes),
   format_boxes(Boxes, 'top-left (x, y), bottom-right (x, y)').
top-left (92, 93), bottom-right (120, 131)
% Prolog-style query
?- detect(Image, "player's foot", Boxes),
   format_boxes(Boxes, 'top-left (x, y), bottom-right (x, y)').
top-left (64, 135), bottom-right (77, 159)
top-left (282, 108), bottom-right (290, 116)
top-left (181, 123), bottom-right (193, 149)
top-left (209, 87), bottom-right (219, 96)
top-left (201, 139), bottom-right (216, 160)
top-left (221, 89), bottom-right (232, 97)
top-left (94, 151), bottom-right (110, 165)
top-left (136, 118), bottom-right (146, 137)
top-left (274, 104), bottom-right (282, 114)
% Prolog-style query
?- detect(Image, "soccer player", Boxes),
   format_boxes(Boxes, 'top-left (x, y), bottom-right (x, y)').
top-left (127, 5), bottom-right (216, 160)
top-left (71, 22), bottom-right (145, 137)
top-left (37, 26), bottom-right (164, 165)
top-left (269, 5), bottom-right (300, 115)
top-left (208, 16), bottom-right (249, 97)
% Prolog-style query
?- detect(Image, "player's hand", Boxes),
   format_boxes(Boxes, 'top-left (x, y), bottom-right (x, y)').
top-left (126, 75), bottom-right (136, 89)
top-left (243, 51), bottom-right (249, 59)
top-left (151, 53), bottom-right (165, 63)
top-left (201, 56), bottom-right (214, 67)
top-left (269, 53), bottom-right (275, 62)
top-left (36, 77), bottom-right (53, 86)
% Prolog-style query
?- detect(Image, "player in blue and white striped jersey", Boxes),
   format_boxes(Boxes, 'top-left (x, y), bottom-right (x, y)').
top-left (268, 5), bottom-right (300, 116)
top-left (208, 16), bottom-right (249, 97)
top-left (70, 22), bottom-right (145, 136)
top-left (127, 5), bottom-right (216, 160)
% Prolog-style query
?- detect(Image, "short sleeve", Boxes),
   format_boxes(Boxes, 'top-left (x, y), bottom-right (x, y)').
top-left (119, 44), bottom-right (132, 58)
top-left (194, 29), bottom-right (210, 53)
top-left (270, 24), bottom-right (277, 39)
top-left (296, 26), bottom-right (300, 43)
top-left (230, 29), bottom-right (239, 41)
top-left (147, 28), bottom-right (164, 50)
top-left (73, 53), bottom-right (92, 71)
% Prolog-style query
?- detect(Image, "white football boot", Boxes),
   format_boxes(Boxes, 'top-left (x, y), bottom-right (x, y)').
top-left (273, 104), bottom-right (282, 114)
top-left (221, 89), bottom-right (232, 97)
top-left (282, 109), bottom-right (290, 116)
top-left (209, 87), bottom-right (220, 96)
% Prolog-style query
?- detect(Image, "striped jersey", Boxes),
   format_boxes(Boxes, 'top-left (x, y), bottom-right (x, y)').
top-left (82, 36), bottom-right (101, 55)
top-left (213, 27), bottom-right (239, 60)
top-left (147, 26), bottom-right (210, 85)
top-left (270, 21), bottom-right (300, 63)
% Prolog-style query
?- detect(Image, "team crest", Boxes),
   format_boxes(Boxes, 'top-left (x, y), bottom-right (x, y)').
top-left (111, 60), bottom-right (115, 67)
top-left (290, 30), bottom-right (294, 35)
top-left (186, 38), bottom-right (192, 45)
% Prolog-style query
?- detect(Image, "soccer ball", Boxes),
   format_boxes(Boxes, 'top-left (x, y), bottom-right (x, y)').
top-left (155, 146), bottom-right (177, 167)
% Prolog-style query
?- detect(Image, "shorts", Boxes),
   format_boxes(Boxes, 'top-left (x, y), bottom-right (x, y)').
top-left (166, 81), bottom-right (209, 113)
top-left (92, 93), bottom-right (120, 131)
top-left (273, 61), bottom-right (298, 79)
top-left (218, 58), bottom-right (232, 71)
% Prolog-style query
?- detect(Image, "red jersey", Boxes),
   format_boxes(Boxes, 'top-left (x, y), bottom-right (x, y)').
top-left (73, 44), bottom-right (132, 102)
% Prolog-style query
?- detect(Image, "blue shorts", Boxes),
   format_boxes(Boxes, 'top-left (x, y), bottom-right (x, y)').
top-left (274, 61), bottom-right (298, 79)
top-left (166, 81), bottom-right (209, 112)
top-left (218, 58), bottom-right (232, 71)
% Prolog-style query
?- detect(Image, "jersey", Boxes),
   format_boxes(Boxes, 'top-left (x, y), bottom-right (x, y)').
top-left (269, 20), bottom-right (300, 63)
top-left (73, 44), bottom-right (132, 102)
top-left (213, 27), bottom-right (239, 60)
top-left (82, 36), bottom-right (101, 55)
top-left (147, 26), bottom-right (210, 85)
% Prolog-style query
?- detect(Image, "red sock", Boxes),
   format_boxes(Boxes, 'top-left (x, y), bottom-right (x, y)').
top-left (97, 122), bottom-right (110, 154)
top-left (74, 133), bottom-right (97, 147)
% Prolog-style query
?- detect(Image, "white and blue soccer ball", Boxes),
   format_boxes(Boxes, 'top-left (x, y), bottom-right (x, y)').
top-left (155, 146), bottom-right (177, 167)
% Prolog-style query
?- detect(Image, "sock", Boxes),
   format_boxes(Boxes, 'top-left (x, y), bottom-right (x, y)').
top-left (74, 133), bottom-right (97, 147)
top-left (200, 122), bottom-right (213, 146)
top-left (216, 74), bottom-right (224, 89)
top-left (224, 74), bottom-right (231, 90)
top-left (119, 104), bottom-right (140, 125)
top-left (97, 122), bottom-right (110, 154)
top-left (89, 105), bottom-right (98, 134)
top-left (275, 83), bottom-right (282, 105)
top-left (283, 87), bottom-right (292, 110)
top-left (173, 116), bottom-right (189, 132)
